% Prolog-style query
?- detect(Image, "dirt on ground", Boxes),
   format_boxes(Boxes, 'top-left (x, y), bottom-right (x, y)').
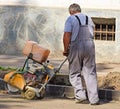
top-left (98, 72), bottom-right (120, 90)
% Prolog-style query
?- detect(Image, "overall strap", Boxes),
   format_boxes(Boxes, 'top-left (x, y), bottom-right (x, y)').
top-left (86, 16), bottom-right (88, 25)
top-left (75, 15), bottom-right (88, 25)
top-left (74, 15), bottom-right (89, 41)
top-left (75, 15), bottom-right (81, 25)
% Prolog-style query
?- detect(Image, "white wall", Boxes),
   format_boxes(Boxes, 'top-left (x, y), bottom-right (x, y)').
top-left (1, 1), bottom-right (120, 63)
top-left (0, 0), bottom-right (120, 10)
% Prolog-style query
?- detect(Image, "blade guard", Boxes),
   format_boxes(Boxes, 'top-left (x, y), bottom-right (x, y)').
top-left (3, 71), bottom-right (26, 90)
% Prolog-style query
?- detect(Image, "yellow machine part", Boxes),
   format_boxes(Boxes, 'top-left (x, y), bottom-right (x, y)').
top-left (3, 71), bottom-right (26, 90)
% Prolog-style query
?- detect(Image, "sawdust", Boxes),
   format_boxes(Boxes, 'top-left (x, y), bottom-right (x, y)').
top-left (98, 72), bottom-right (120, 90)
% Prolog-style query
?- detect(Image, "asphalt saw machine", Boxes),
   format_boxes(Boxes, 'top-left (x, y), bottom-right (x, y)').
top-left (3, 41), bottom-right (67, 100)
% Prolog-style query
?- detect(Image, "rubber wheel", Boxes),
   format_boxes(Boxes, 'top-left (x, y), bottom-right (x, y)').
top-left (25, 89), bottom-right (36, 100)
top-left (5, 83), bottom-right (19, 94)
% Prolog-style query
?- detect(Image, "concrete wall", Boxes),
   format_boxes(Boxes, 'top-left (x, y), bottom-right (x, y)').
top-left (0, 6), bottom-right (68, 59)
top-left (0, 5), bottom-right (120, 63)
top-left (82, 9), bottom-right (120, 63)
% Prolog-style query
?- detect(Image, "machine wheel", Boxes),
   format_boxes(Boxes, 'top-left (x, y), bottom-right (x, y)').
top-left (5, 84), bottom-right (19, 94)
top-left (24, 89), bottom-right (36, 100)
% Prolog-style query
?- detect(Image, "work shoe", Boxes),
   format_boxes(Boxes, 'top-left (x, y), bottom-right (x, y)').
top-left (75, 99), bottom-right (89, 104)
top-left (90, 101), bottom-right (100, 105)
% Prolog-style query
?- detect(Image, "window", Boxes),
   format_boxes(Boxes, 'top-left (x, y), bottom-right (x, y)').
top-left (92, 17), bottom-right (116, 41)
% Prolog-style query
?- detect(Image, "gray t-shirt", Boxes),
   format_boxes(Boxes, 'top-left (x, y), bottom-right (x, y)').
top-left (64, 13), bottom-right (94, 41)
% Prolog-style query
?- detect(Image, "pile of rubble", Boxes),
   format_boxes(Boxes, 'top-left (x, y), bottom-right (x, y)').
top-left (98, 72), bottom-right (120, 90)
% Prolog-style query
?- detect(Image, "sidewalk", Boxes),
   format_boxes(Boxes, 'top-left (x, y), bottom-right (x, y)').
top-left (0, 93), bottom-right (120, 109)
top-left (0, 55), bottom-right (120, 74)
top-left (0, 55), bottom-right (26, 68)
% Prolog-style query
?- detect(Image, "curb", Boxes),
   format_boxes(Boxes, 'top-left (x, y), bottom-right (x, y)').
top-left (46, 84), bottom-right (120, 101)
top-left (99, 89), bottom-right (120, 101)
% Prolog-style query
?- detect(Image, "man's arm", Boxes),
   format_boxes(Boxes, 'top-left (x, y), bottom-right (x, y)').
top-left (63, 32), bottom-right (71, 56)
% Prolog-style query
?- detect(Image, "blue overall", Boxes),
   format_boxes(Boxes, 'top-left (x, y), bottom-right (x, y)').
top-left (67, 15), bottom-right (99, 104)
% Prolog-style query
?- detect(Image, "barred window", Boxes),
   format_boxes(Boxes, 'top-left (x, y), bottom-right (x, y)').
top-left (92, 17), bottom-right (116, 41)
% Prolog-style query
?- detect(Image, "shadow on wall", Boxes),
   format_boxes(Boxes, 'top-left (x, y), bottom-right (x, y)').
top-left (0, 5), bottom-right (68, 58)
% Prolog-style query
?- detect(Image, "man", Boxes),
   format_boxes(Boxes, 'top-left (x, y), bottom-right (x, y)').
top-left (63, 3), bottom-right (99, 105)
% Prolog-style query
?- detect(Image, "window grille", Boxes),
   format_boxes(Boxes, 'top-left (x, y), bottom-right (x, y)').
top-left (92, 17), bottom-right (115, 41)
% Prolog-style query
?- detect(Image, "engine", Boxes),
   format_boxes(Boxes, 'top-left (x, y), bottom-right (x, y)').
top-left (23, 64), bottom-right (47, 88)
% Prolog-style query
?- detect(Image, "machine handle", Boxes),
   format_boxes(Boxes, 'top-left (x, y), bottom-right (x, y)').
top-left (55, 57), bottom-right (68, 73)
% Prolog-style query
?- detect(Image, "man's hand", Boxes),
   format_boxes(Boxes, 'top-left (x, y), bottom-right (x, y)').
top-left (63, 51), bottom-right (69, 57)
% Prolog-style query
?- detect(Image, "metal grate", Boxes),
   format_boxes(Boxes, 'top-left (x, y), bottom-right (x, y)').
top-left (92, 17), bottom-right (116, 41)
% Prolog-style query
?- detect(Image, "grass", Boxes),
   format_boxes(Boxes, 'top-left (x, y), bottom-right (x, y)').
top-left (0, 66), bottom-right (17, 71)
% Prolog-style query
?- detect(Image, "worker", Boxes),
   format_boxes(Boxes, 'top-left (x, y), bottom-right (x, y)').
top-left (63, 3), bottom-right (99, 105)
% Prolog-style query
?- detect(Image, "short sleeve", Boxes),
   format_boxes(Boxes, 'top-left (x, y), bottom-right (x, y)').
top-left (64, 17), bottom-right (72, 32)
